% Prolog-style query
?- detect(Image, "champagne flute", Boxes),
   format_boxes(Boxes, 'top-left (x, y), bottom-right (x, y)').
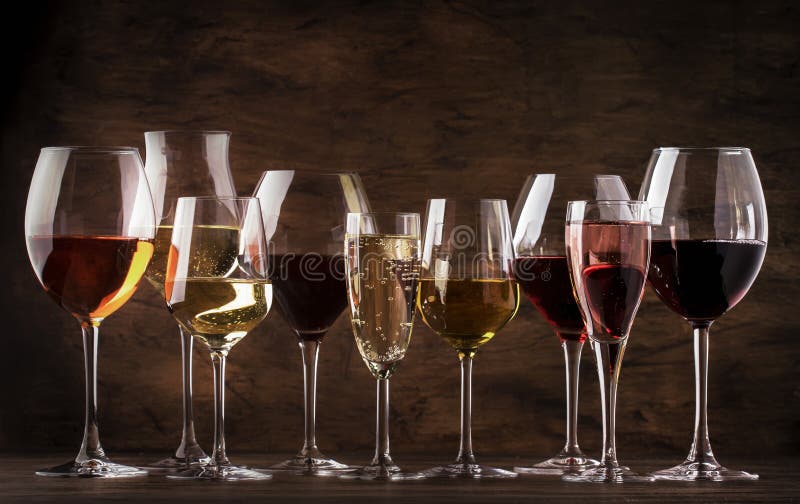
top-left (417, 199), bottom-right (520, 479)
top-left (563, 200), bottom-right (653, 483)
top-left (253, 170), bottom-right (370, 473)
top-left (25, 146), bottom-right (155, 477)
top-left (165, 197), bottom-right (272, 481)
top-left (142, 130), bottom-right (237, 471)
top-left (639, 147), bottom-right (767, 481)
top-left (511, 174), bottom-right (629, 474)
top-left (342, 212), bottom-right (422, 480)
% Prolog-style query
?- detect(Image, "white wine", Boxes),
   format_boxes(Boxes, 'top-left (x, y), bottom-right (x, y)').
top-left (144, 225), bottom-right (172, 295)
top-left (168, 278), bottom-right (272, 353)
top-left (346, 234), bottom-right (419, 379)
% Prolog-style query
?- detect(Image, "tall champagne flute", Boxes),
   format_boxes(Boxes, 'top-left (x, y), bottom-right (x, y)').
top-left (512, 174), bottom-right (630, 474)
top-left (563, 200), bottom-right (653, 483)
top-left (142, 130), bottom-right (236, 470)
top-left (342, 212), bottom-right (422, 480)
top-left (253, 170), bottom-right (370, 473)
top-left (639, 147), bottom-right (767, 481)
top-left (165, 197), bottom-right (272, 481)
top-left (25, 147), bottom-right (155, 477)
top-left (417, 199), bottom-right (520, 479)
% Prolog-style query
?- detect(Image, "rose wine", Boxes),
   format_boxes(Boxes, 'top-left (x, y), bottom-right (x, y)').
top-left (168, 278), bottom-right (272, 353)
top-left (581, 264), bottom-right (646, 342)
top-left (27, 235), bottom-right (154, 321)
top-left (347, 234), bottom-right (419, 379)
top-left (417, 278), bottom-right (519, 356)
top-left (514, 256), bottom-right (586, 342)
top-left (648, 239), bottom-right (766, 322)
top-left (269, 254), bottom-right (348, 341)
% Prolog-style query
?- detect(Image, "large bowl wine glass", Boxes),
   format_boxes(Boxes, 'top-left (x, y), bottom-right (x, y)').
top-left (25, 146), bottom-right (156, 477)
top-left (253, 170), bottom-right (371, 473)
top-left (639, 147), bottom-right (767, 481)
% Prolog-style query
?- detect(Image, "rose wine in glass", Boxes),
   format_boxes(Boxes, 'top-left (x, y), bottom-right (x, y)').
top-left (253, 170), bottom-right (371, 473)
top-left (511, 174), bottom-right (630, 474)
top-left (640, 147), bottom-right (767, 481)
top-left (563, 201), bottom-right (654, 483)
top-left (25, 146), bottom-right (156, 477)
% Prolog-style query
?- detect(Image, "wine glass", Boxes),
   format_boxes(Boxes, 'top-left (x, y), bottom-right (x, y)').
top-left (341, 212), bottom-right (422, 480)
top-left (511, 174), bottom-right (630, 475)
top-left (639, 147), bottom-right (768, 481)
top-left (25, 146), bottom-right (155, 477)
top-left (141, 130), bottom-right (236, 471)
top-left (253, 170), bottom-right (371, 473)
top-left (165, 197), bottom-right (272, 481)
top-left (417, 199), bottom-right (520, 479)
top-left (562, 200), bottom-right (653, 483)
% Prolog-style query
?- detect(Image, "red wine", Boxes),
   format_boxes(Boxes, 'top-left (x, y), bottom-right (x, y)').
top-left (269, 254), bottom-right (347, 341)
top-left (514, 256), bottom-right (586, 342)
top-left (582, 264), bottom-right (646, 342)
top-left (27, 235), bottom-right (154, 321)
top-left (648, 239), bottom-right (766, 322)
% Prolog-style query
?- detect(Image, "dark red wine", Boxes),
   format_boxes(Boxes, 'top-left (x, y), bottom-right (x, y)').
top-left (269, 254), bottom-right (347, 341)
top-left (648, 239), bottom-right (766, 322)
top-left (27, 235), bottom-right (154, 320)
top-left (582, 264), bottom-right (646, 342)
top-left (514, 256), bottom-right (586, 342)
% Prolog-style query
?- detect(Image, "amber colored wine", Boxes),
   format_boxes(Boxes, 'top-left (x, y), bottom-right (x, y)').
top-left (417, 278), bottom-right (519, 356)
top-left (347, 234), bottom-right (419, 379)
top-left (27, 235), bottom-right (154, 321)
top-left (168, 278), bottom-right (272, 353)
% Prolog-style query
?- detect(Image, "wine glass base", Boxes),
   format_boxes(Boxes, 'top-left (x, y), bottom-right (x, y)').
top-left (270, 455), bottom-right (352, 474)
top-left (514, 454), bottom-right (601, 475)
top-left (562, 464), bottom-right (654, 483)
top-left (337, 463), bottom-right (425, 481)
top-left (167, 464), bottom-right (272, 481)
top-left (36, 459), bottom-right (148, 478)
top-left (138, 454), bottom-right (211, 472)
top-left (421, 463), bottom-right (518, 479)
top-left (651, 461), bottom-right (759, 481)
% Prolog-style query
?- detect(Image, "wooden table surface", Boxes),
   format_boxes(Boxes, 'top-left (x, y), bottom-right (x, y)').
top-left (1, 454), bottom-right (795, 503)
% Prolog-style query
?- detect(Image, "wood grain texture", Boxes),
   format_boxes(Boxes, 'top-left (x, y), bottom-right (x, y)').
top-left (2, 0), bottom-right (799, 462)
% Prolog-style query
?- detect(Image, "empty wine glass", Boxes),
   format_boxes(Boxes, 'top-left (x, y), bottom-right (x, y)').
top-left (511, 174), bottom-right (629, 474)
top-left (165, 197), bottom-right (272, 481)
top-left (639, 147), bottom-right (767, 481)
top-left (253, 170), bottom-right (370, 473)
top-left (141, 130), bottom-right (236, 471)
top-left (25, 146), bottom-right (155, 477)
top-left (342, 212), bottom-right (422, 480)
top-left (563, 200), bottom-right (653, 483)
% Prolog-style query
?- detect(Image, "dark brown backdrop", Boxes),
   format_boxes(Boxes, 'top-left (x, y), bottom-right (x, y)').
top-left (2, 0), bottom-right (799, 461)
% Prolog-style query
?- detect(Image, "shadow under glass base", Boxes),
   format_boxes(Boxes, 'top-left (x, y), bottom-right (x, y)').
top-left (515, 453), bottom-right (600, 475)
top-left (651, 460), bottom-right (759, 481)
top-left (562, 464), bottom-right (654, 483)
top-left (270, 452), bottom-right (352, 475)
top-left (336, 463), bottom-right (425, 481)
top-left (167, 464), bottom-right (272, 481)
top-left (138, 454), bottom-right (211, 472)
top-left (36, 458), bottom-right (148, 478)
top-left (421, 463), bottom-right (518, 479)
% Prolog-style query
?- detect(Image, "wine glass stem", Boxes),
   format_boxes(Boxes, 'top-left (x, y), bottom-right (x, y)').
top-left (299, 339), bottom-right (320, 454)
top-left (77, 322), bottom-right (105, 463)
top-left (176, 326), bottom-right (200, 459)
top-left (687, 323), bottom-right (717, 464)
top-left (456, 354), bottom-right (476, 465)
top-left (372, 378), bottom-right (391, 469)
top-left (592, 340), bottom-right (627, 467)
top-left (210, 351), bottom-right (230, 466)
top-left (562, 339), bottom-right (584, 455)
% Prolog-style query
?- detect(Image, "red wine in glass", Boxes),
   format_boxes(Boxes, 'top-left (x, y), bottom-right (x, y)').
top-left (582, 264), bottom-right (646, 342)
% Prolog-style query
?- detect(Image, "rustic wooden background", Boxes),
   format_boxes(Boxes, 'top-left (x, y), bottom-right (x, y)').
top-left (2, 0), bottom-right (798, 461)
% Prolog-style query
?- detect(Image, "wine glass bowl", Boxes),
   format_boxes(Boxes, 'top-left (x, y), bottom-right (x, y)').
top-left (640, 147), bottom-right (767, 481)
top-left (25, 146), bottom-right (156, 477)
top-left (511, 174), bottom-right (629, 475)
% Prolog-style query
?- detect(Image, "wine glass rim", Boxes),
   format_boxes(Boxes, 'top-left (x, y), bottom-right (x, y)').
top-left (567, 199), bottom-right (648, 205)
top-left (258, 169), bottom-right (360, 176)
top-left (347, 211), bottom-right (420, 217)
top-left (527, 173), bottom-right (624, 178)
top-left (428, 197), bottom-right (507, 203)
top-left (145, 130), bottom-right (232, 135)
top-left (41, 146), bottom-right (140, 153)
top-left (176, 196), bottom-right (257, 202)
top-left (654, 146), bottom-right (750, 152)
